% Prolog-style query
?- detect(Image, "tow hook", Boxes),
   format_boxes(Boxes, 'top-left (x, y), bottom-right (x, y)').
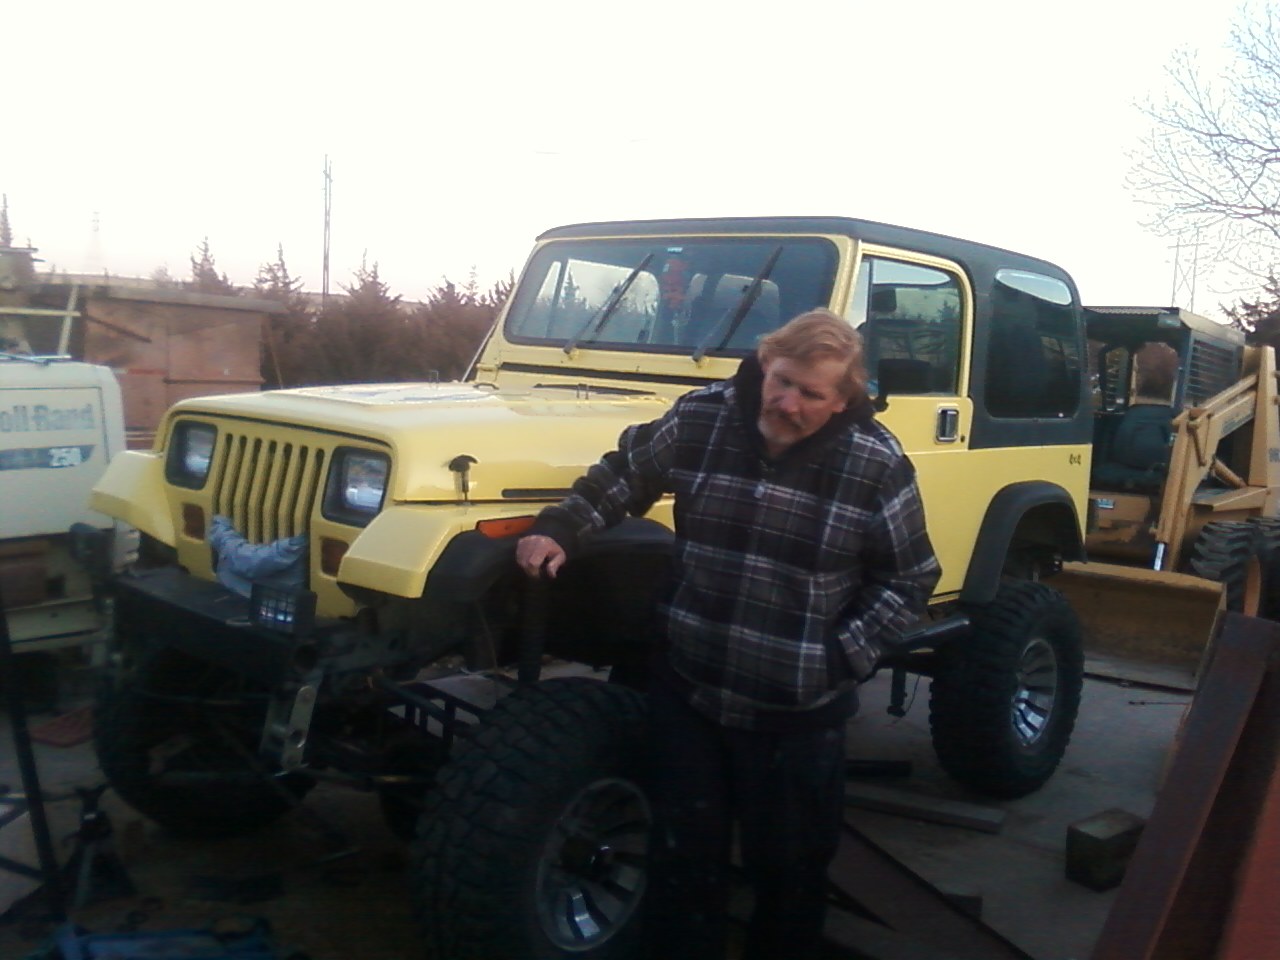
top-left (262, 683), bottom-right (318, 771)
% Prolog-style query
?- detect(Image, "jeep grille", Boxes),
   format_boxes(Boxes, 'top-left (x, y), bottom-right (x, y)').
top-left (211, 430), bottom-right (327, 543)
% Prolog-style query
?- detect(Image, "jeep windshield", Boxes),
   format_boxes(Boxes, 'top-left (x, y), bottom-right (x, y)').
top-left (504, 237), bottom-right (839, 355)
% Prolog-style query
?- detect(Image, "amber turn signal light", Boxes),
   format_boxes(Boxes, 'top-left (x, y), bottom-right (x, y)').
top-left (320, 537), bottom-right (348, 576)
top-left (182, 503), bottom-right (205, 539)
top-left (475, 516), bottom-right (536, 539)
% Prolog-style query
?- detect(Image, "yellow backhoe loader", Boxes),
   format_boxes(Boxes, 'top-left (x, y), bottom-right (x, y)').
top-left (1057, 306), bottom-right (1280, 685)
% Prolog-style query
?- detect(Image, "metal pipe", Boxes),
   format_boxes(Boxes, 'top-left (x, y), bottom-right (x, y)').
top-left (0, 584), bottom-right (66, 920)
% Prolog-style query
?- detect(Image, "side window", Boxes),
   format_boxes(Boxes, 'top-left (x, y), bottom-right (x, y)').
top-left (850, 257), bottom-right (963, 396)
top-left (985, 269), bottom-right (1081, 418)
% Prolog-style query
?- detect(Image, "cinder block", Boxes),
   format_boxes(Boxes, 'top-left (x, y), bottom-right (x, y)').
top-left (1065, 808), bottom-right (1146, 891)
top-left (940, 885), bottom-right (984, 919)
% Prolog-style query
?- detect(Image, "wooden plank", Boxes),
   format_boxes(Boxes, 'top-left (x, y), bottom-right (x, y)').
top-left (846, 782), bottom-right (1007, 834)
top-left (1084, 653), bottom-right (1197, 693)
top-left (826, 823), bottom-right (1032, 960)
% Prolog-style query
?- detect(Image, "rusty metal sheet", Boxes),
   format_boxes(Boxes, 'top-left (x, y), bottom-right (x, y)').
top-left (79, 294), bottom-right (265, 442)
top-left (117, 371), bottom-right (167, 437)
top-left (1091, 612), bottom-right (1280, 960)
top-left (1216, 663), bottom-right (1280, 957)
top-left (164, 306), bottom-right (262, 383)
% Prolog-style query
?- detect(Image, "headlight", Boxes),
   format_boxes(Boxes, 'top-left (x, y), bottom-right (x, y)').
top-left (324, 448), bottom-right (390, 525)
top-left (166, 421), bottom-right (217, 488)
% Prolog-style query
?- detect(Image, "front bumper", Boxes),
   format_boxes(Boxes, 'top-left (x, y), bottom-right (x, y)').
top-left (111, 567), bottom-right (340, 684)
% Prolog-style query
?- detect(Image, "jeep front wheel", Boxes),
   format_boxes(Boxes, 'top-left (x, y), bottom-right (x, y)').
top-left (93, 647), bottom-right (311, 837)
top-left (930, 581), bottom-right (1083, 799)
top-left (411, 677), bottom-right (650, 960)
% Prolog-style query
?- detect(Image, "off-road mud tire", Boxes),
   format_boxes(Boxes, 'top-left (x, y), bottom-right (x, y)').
top-left (411, 677), bottom-right (649, 960)
top-left (930, 581), bottom-right (1083, 798)
top-left (93, 647), bottom-right (311, 838)
top-left (1188, 521), bottom-right (1268, 615)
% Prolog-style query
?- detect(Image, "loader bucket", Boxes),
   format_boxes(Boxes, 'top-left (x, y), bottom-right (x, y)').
top-left (1053, 561), bottom-right (1223, 690)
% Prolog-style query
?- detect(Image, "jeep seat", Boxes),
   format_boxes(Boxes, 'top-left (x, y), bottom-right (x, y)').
top-left (1090, 403), bottom-right (1174, 492)
top-left (683, 275), bottom-right (781, 349)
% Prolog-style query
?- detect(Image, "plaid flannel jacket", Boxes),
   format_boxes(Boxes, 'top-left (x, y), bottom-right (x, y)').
top-left (533, 357), bottom-right (941, 730)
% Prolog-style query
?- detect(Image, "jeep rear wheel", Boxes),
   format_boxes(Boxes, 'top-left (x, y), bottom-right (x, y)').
top-left (930, 581), bottom-right (1083, 798)
top-left (411, 677), bottom-right (650, 960)
top-left (93, 647), bottom-right (311, 838)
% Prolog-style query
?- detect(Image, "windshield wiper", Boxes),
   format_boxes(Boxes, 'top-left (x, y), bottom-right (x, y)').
top-left (691, 246), bottom-right (783, 362)
top-left (563, 253), bottom-right (655, 355)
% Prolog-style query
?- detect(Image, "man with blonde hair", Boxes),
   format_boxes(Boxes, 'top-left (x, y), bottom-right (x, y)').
top-left (517, 308), bottom-right (939, 959)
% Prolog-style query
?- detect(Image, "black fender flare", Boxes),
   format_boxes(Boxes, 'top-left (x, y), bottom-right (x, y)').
top-left (961, 481), bottom-right (1084, 605)
top-left (423, 516), bottom-right (674, 603)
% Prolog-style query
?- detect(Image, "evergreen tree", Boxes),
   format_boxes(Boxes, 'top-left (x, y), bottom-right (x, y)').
top-left (150, 265), bottom-right (181, 289)
top-left (188, 237), bottom-right (239, 295)
top-left (304, 260), bottom-right (408, 384)
top-left (254, 246), bottom-right (316, 388)
top-left (1225, 275), bottom-right (1280, 347)
top-left (404, 274), bottom-right (503, 381)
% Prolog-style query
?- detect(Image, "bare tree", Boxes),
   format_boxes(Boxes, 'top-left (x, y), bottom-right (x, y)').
top-left (1131, 4), bottom-right (1280, 278)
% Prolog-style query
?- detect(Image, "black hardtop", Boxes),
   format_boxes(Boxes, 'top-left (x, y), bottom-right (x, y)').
top-left (538, 216), bottom-right (1076, 291)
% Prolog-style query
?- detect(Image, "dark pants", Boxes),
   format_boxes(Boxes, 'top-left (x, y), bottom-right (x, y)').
top-left (642, 679), bottom-right (847, 960)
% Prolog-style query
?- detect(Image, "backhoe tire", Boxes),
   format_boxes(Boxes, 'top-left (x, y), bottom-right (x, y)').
top-left (930, 581), bottom-right (1083, 799)
top-left (1246, 516), bottom-right (1280, 555)
top-left (1188, 521), bottom-right (1267, 615)
top-left (411, 677), bottom-right (650, 960)
top-left (93, 647), bottom-right (311, 838)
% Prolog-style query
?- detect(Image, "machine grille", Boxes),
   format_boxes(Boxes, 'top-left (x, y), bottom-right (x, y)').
top-left (1185, 340), bottom-right (1242, 406)
top-left (211, 431), bottom-right (327, 543)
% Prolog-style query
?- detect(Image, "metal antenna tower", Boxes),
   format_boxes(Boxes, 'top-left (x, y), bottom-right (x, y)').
top-left (1169, 228), bottom-right (1204, 313)
top-left (322, 156), bottom-right (333, 309)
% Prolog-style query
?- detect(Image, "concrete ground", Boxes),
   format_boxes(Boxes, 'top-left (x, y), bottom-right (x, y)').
top-left (0, 665), bottom-right (1187, 960)
top-left (845, 670), bottom-right (1187, 960)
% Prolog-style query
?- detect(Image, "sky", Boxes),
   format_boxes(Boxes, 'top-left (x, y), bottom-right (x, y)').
top-left (3, 0), bottom-right (1252, 316)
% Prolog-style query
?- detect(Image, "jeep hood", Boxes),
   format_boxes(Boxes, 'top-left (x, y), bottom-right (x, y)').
top-left (168, 381), bottom-right (676, 503)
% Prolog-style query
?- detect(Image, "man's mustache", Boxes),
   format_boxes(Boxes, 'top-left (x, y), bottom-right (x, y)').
top-left (763, 407), bottom-right (802, 429)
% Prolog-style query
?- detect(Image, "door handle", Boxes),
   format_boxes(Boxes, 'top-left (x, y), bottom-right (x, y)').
top-left (936, 407), bottom-right (960, 442)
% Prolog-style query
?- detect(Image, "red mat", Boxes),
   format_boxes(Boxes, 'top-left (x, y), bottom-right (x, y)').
top-left (28, 704), bottom-right (94, 747)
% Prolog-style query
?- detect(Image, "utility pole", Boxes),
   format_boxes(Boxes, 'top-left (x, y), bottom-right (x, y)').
top-left (322, 156), bottom-right (332, 309)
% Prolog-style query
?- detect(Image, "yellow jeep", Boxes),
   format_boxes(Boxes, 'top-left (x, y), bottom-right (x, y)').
top-left (90, 218), bottom-right (1095, 959)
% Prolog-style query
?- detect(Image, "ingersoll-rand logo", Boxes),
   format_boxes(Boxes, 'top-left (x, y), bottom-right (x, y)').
top-left (0, 403), bottom-right (97, 433)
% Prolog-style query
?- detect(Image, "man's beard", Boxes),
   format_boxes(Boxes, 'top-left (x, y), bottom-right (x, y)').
top-left (758, 409), bottom-right (802, 446)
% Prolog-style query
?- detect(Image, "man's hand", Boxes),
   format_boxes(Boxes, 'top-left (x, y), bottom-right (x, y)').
top-left (516, 534), bottom-right (567, 579)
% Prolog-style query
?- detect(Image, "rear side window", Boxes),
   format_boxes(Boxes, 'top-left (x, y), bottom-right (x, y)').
top-left (850, 257), bottom-right (964, 396)
top-left (985, 269), bottom-right (1081, 418)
